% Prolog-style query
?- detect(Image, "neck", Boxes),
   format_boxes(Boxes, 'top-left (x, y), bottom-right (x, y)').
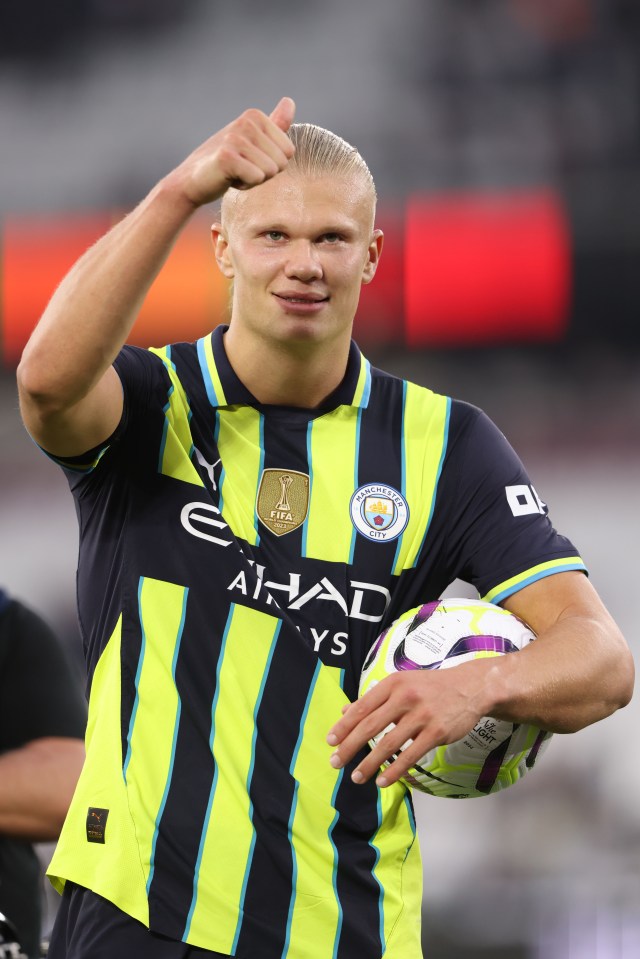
top-left (223, 327), bottom-right (350, 408)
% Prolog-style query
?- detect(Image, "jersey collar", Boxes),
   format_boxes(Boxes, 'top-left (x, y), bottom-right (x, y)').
top-left (197, 325), bottom-right (371, 411)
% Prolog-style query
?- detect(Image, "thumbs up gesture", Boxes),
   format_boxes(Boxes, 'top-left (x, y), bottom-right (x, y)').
top-left (174, 97), bottom-right (297, 209)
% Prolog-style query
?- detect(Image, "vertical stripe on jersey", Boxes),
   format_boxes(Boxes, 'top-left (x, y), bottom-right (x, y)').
top-left (352, 355), bottom-right (372, 408)
top-left (392, 386), bottom-right (450, 575)
top-left (150, 346), bottom-right (204, 488)
top-left (330, 774), bottom-right (389, 959)
top-left (146, 587), bottom-right (188, 893)
top-left (369, 784), bottom-right (418, 947)
top-left (216, 406), bottom-right (264, 546)
top-left (381, 794), bottom-right (423, 959)
top-left (300, 421), bottom-right (314, 557)
top-left (349, 405), bottom-right (365, 565)
top-left (282, 663), bottom-right (344, 958)
top-left (196, 334), bottom-right (227, 407)
top-left (303, 407), bottom-right (360, 563)
top-left (369, 796), bottom-right (384, 948)
top-left (328, 779), bottom-right (345, 959)
top-left (122, 577), bottom-right (189, 889)
top-left (183, 603), bottom-right (282, 952)
top-left (328, 670), bottom-right (346, 959)
top-left (349, 380), bottom-right (405, 589)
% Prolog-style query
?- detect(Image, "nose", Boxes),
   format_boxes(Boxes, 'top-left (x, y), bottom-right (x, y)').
top-left (284, 240), bottom-right (323, 282)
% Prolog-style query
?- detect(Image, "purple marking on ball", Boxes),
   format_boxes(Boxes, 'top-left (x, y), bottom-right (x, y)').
top-left (525, 729), bottom-right (549, 769)
top-left (445, 634), bottom-right (520, 660)
top-left (406, 601), bottom-right (441, 634)
top-left (393, 641), bottom-right (424, 671)
top-left (393, 633), bottom-right (519, 672)
top-left (475, 729), bottom-right (514, 794)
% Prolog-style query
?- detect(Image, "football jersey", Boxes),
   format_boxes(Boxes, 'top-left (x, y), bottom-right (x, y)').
top-left (47, 326), bottom-right (586, 959)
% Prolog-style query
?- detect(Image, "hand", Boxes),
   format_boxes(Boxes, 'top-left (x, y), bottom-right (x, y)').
top-left (173, 97), bottom-right (296, 208)
top-left (326, 662), bottom-right (492, 787)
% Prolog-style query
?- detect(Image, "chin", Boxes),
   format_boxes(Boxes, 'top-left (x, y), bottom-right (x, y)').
top-left (272, 315), bottom-right (331, 342)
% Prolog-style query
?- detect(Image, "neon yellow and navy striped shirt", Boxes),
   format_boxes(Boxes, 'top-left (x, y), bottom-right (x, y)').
top-left (47, 325), bottom-right (586, 958)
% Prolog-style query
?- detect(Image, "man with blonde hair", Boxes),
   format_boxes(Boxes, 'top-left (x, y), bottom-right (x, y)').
top-left (18, 98), bottom-right (633, 959)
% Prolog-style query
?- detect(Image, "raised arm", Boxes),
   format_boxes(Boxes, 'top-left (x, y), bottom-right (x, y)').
top-left (17, 97), bottom-right (296, 457)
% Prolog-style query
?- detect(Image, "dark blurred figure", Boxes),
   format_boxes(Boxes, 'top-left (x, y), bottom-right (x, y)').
top-left (0, 590), bottom-right (85, 959)
top-left (0, 909), bottom-right (28, 958)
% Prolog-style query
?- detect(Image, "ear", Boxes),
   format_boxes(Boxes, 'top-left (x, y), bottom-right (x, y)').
top-left (361, 229), bottom-right (384, 285)
top-left (211, 222), bottom-right (235, 279)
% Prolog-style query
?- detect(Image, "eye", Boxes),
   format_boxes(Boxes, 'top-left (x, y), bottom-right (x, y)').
top-left (320, 232), bottom-right (343, 244)
top-left (265, 230), bottom-right (285, 242)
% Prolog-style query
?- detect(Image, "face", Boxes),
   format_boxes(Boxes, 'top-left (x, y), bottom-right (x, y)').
top-left (212, 170), bottom-right (383, 352)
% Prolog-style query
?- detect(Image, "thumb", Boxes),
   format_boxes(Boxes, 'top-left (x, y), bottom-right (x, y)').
top-left (269, 96), bottom-right (296, 133)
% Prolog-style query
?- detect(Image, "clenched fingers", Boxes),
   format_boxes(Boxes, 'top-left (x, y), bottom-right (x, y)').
top-left (224, 100), bottom-right (296, 190)
top-left (178, 97), bottom-right (296, 207)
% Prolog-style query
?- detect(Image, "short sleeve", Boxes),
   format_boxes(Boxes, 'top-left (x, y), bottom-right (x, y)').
top-left (49, 345), bottom-right (169, 476)
top-left (439, 401), bottom-right (587, 604)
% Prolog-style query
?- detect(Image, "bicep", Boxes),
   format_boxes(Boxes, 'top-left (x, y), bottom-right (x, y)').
top-left (20, 364), bottom-right (124, 458)
top-left (502, 570), bottom-right (608, 636)
top-left (501, 571), bottom-right (634, 722)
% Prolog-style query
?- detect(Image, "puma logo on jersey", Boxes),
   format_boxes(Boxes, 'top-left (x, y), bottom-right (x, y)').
top-left (86, 806), bottom-right (109, 844)
top-left (194, 447), bottom-right (221, 491)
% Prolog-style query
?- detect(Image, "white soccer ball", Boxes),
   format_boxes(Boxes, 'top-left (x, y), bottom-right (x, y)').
top-left (359, 598), bottom-right (552, 798)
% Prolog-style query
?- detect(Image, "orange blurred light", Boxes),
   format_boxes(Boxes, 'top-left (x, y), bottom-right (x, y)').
top-left (1, 211), bottom-right (229, 366)
top-left (2, 214), bottom-right (111, 365)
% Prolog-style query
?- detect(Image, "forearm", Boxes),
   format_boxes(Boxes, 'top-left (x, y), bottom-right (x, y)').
top-left (0, 737), bottom-right (85, 840)
top-left (492, 581), bottom-right (634, 733)
top-left (17, 176), bottom-right (197, 415)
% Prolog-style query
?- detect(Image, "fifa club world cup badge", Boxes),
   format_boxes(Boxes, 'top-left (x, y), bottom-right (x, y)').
top-left (256, 469), bottom-right (310, 536)
top-left (350, 483), bottom-right (409, 542)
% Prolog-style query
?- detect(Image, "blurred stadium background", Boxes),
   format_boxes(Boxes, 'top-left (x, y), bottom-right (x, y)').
top-left (1, 1), bottom-right (638, 956)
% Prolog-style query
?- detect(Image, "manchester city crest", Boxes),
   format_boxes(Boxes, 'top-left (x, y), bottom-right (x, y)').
top-left (350, 483), bottom-right (409, 542)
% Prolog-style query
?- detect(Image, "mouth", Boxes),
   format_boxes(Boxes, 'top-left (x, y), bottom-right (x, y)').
top-left (273, 293), bottom-right (329, 304)
top-left (272, 292), bottom-right (330, 315)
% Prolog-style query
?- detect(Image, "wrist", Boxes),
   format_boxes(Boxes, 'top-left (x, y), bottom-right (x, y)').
top-left (475, 651), bottom-right (526, 722)
top-left (151, 169), bottom-right (203, 221)
top-left (158, 157), bottom-right (229, 215)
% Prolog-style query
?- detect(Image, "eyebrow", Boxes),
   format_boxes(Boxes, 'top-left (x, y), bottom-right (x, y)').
top-left (247, 218), bottom-right (359, 236)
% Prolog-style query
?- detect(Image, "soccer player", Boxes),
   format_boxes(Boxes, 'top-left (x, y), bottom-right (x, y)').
top-left (17, 98), bottom-right (633, 959)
